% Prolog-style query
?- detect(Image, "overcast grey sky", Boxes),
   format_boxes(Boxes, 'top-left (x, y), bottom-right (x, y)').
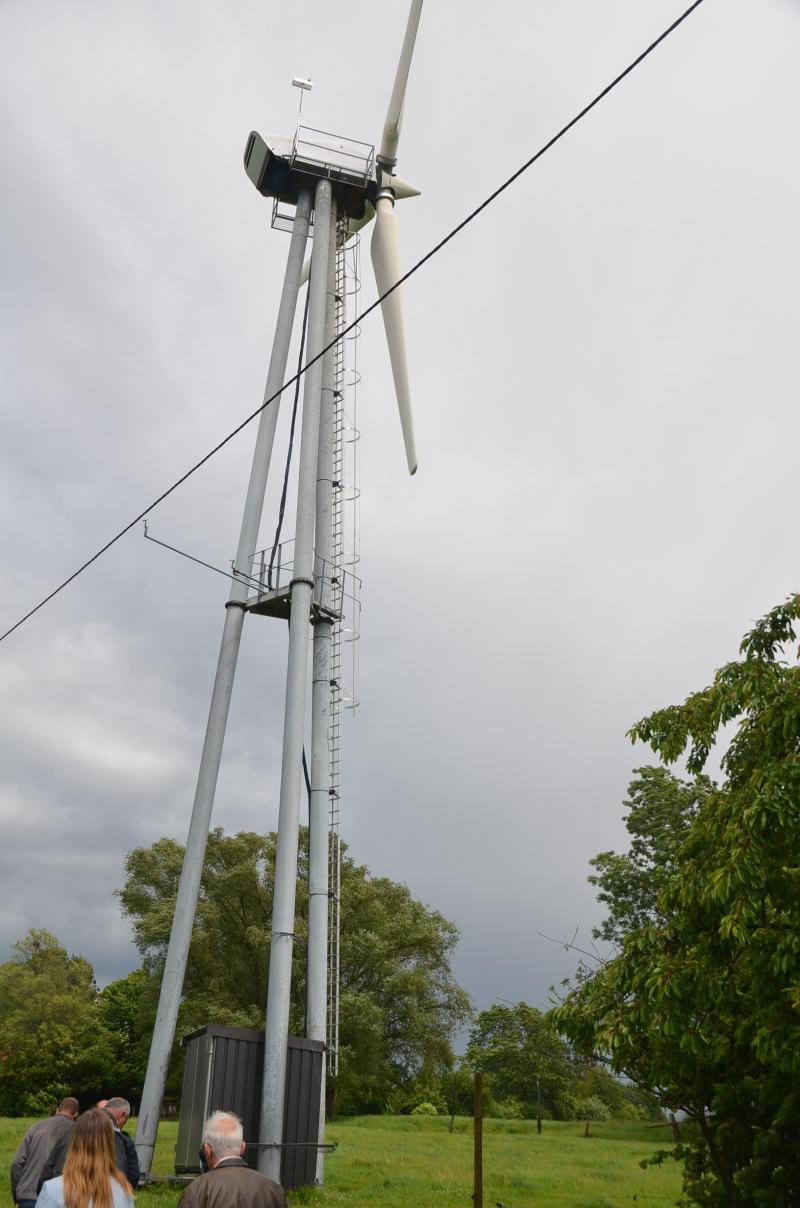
top-left (2, 0), bottom-right (799, 1030)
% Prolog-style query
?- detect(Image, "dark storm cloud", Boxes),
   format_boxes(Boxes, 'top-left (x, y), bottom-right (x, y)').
top-left (2, 0), bottom-right (800, 1030)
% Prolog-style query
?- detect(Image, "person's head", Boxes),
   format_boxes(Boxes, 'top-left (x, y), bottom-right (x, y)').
top-left (104, 1098), bottom-right (131, 1129)
top-left (202, 1111), bottom-right (245, 1168)
top-left (57, 1098), bottom-right (80, 1119)
top-left (62, 1109), bottom-right (131, 1208)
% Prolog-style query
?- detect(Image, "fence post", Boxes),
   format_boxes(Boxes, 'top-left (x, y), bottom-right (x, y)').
top-left (473, 1071), bottom-right (483, 1208)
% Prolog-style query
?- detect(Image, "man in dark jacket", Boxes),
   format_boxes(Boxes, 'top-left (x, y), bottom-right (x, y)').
top-left (50, 1096), bottom-right (140, 1188)
top-left (103, 1098), bottom-right (140, 1188)
top-left (10, 1098), bottom-right (79, 1208)
top-left (177, 1111), bottom-right (286, 1208)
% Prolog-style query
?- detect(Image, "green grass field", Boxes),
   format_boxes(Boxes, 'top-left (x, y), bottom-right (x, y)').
top-left (1, 1116), bottom-right (681, 1208)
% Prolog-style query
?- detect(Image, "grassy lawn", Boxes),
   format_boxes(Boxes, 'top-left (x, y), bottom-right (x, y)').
top-left (1, 1115), bottom-right (681, 1208)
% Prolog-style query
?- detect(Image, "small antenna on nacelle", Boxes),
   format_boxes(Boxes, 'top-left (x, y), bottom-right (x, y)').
top-left (291, 76), bottom-right (313, 153)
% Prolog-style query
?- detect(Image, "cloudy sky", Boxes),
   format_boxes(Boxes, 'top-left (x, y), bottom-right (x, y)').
top-left (1, 0), bottom-right (799, 1036)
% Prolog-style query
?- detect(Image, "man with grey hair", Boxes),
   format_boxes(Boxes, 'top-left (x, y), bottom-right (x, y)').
top-left (103, 1098), bottom-right (140, 1188)
top-left (177, 1112), bottom-right (286, 1208)
top-left (49, 1096), bottom-right (140, 1188)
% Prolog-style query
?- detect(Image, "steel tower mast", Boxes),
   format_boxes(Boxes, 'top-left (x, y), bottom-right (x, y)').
top-left (135, 0), bottom-right (424, 1180)
top-left (134, 188), bottom-right (312, 1175)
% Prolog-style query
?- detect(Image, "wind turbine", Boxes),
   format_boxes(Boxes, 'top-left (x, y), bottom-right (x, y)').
top-left (133, 0), bottom-right (425, 1188)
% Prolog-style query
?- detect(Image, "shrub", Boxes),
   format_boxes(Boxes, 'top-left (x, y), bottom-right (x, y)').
top-left (20, 1086), bottom-right (70, 1117)
top-left (486, 1096), bottom-right (526, 1120)
top-left (576, 1095), bottom-right (612, 1122)
top-left (410, 1101), bottom-right (438, 1116)
top-left (553, 1092), bottom-right (578, 1120)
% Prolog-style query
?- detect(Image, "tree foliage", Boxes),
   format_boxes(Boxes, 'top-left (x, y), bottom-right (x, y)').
top-left (554, 595), bottom-right (800, 1206)
top-left (589, 766), bottom-right (712, 945)
top-left (95, 969), bottom-right (157, 1103)
top-left (464, 1001), bottom-right (647, 1121)
top-left (0, 930), bottom-right (114, 1114)
top-left (0, 833), bottom-right (470, 1116)
top-left (465, 1003), bottom-right (570, 1117)
top-left (118, 828), bottom-right (471, 1113)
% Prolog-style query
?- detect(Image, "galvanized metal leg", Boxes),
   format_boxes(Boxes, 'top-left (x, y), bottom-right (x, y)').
top-left (307, 200), bottom-right (338, 1185)
top-left (134, 188), bottom-right (313, 1175)
top-left (258, 177), bottom-right (334, 1184)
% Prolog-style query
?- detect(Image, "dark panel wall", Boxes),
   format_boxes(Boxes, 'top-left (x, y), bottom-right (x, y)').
top-left (175, 1026), bottom-right (324, 1190)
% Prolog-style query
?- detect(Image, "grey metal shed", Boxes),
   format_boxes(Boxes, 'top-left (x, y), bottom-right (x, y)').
top-left (174, 1025), bottom-right (324, 1190)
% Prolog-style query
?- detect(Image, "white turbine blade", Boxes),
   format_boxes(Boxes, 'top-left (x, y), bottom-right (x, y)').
top-left (371, 196), bottom-right (417, 475)
top-left (379, 0), bottom-right (424, 168)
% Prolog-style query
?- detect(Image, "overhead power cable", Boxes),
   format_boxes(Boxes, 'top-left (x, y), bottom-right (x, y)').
top-left (268, 283), bottom-right (311, 590)
top-left (0, 0), bottom-right (706, 646)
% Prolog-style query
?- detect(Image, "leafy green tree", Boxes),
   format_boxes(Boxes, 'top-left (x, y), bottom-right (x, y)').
top-left (574, 1094), bottom-right (611, 1122)
top-left (118, 828), bottom-right (471, 1113)
top-left (589, 766), bottom-right (713, 944)
top-left (554, 595), bottom-right (800, 1207)
top-left (0, 930), bottom-right (114, 1114)
top-left (465, 1002), bottom-right (573, 1117)
top-left (95, 969), bottom-right (157, 1102)
top-left (440, 1064), bottom-right (476, 1117)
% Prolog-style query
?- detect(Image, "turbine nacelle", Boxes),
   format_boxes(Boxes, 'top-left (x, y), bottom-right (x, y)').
top-left (243, 130), bottom-right (372, 221)
top-left (244, 0), bottom-right (424, 476)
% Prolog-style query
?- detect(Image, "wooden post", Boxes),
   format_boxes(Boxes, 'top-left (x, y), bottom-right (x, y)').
top-left (473, 1071), bottom-right (483, 1208)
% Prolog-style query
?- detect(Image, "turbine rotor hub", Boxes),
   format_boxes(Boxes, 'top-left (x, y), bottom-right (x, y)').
top-left (374, 183), bottom-right (397, 206)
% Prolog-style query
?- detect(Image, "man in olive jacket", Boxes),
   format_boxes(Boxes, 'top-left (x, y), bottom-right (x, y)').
top-left (177, 1112), bottom-right (287, 1208)
top-left (10, 1098), bottom-right (79, 1208)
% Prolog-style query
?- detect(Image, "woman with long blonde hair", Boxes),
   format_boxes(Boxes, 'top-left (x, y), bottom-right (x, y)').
top-left (36, 1109), bottom-right (134, 1208)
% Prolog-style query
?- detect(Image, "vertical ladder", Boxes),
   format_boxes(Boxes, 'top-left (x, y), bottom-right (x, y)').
top-left (326, 216), bottom-right (348, 1077)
